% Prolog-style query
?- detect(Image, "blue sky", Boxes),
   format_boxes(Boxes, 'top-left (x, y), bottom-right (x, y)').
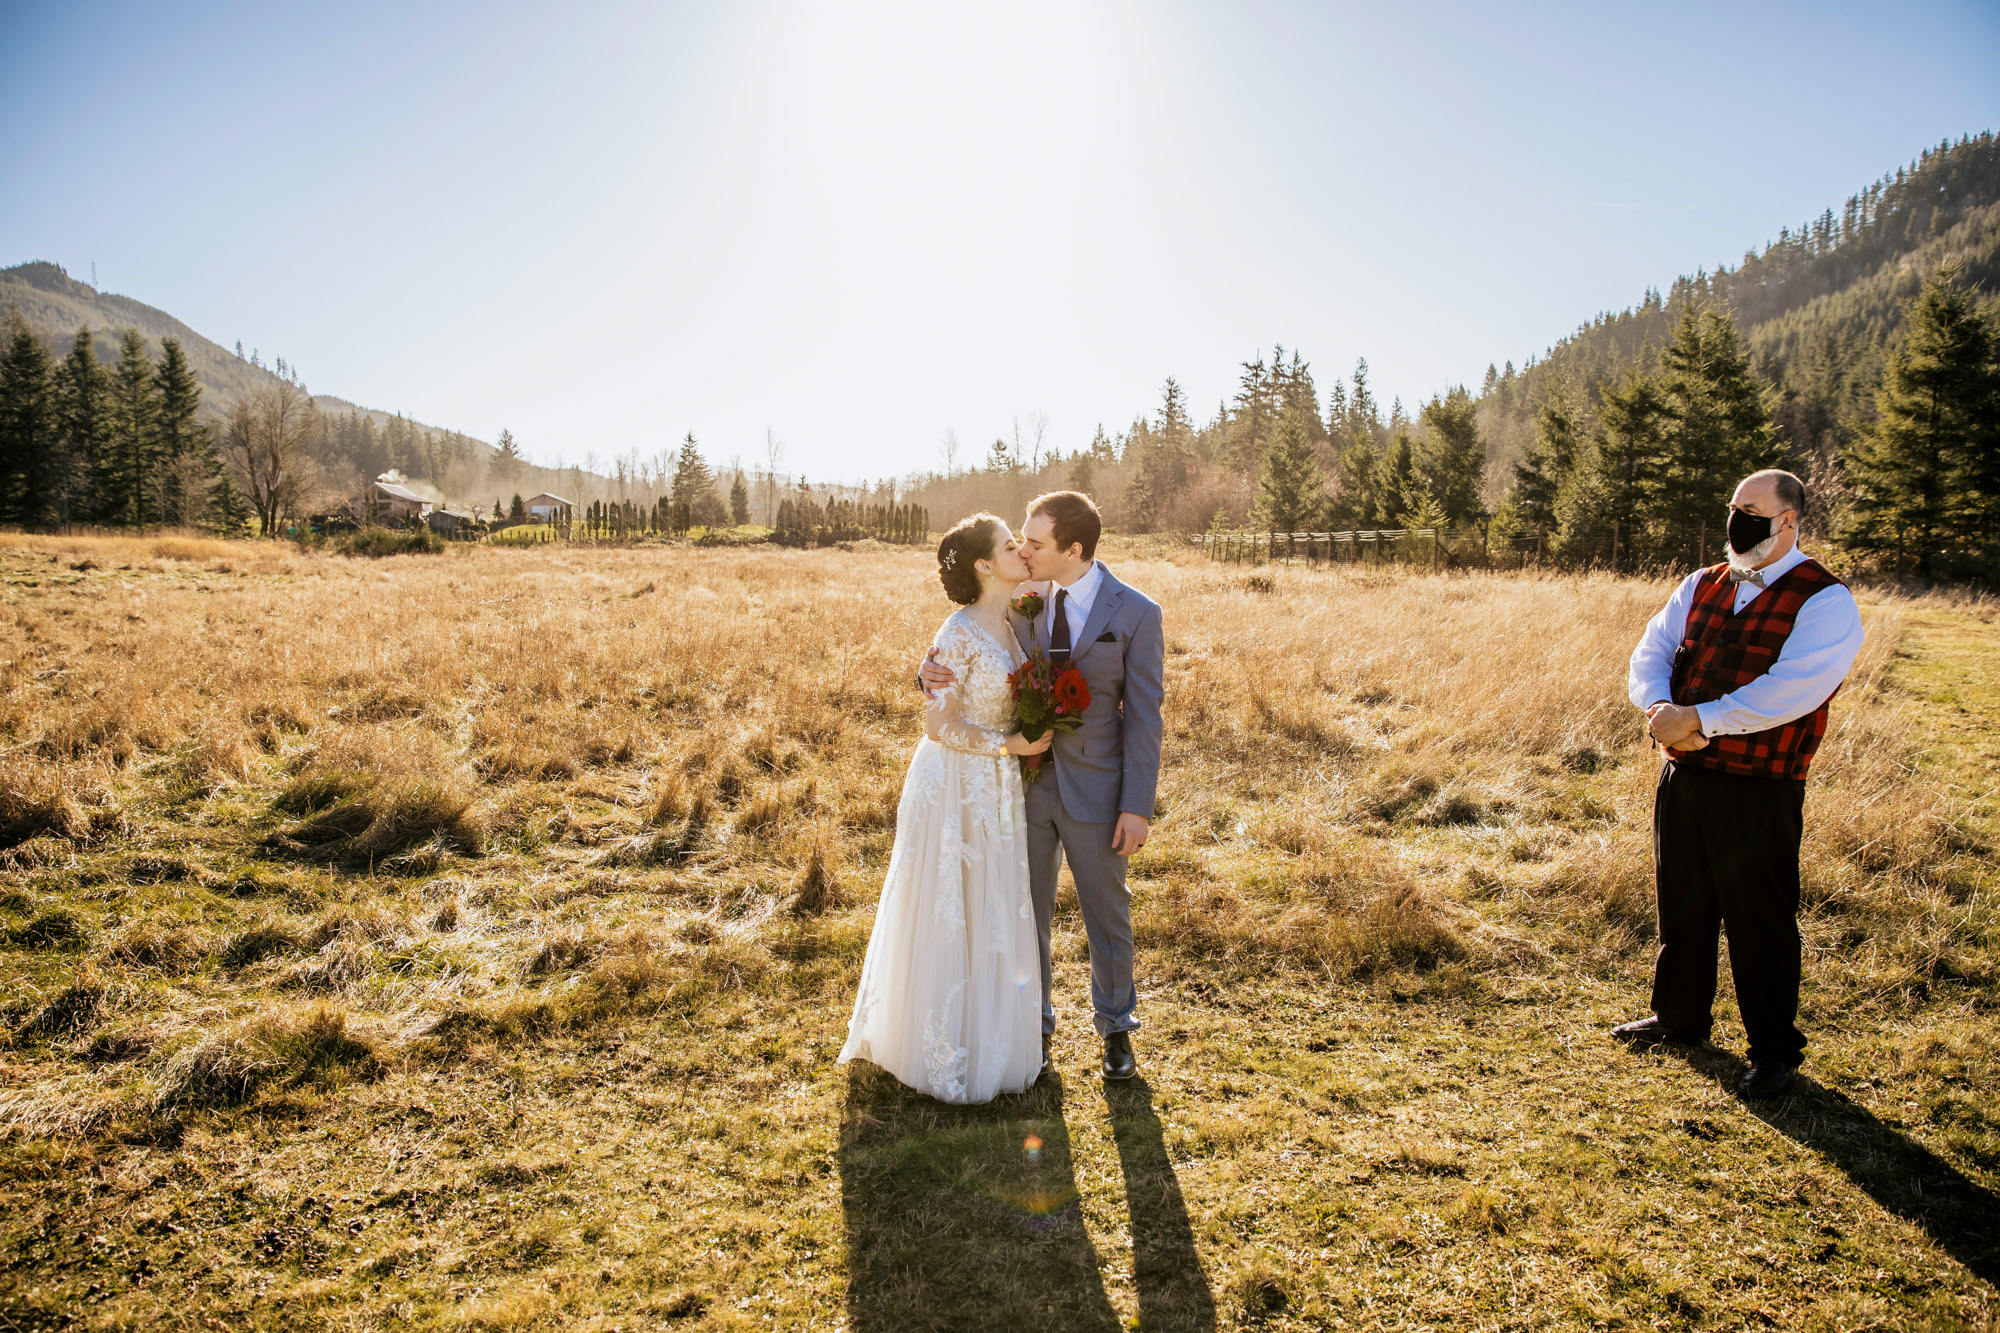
top-left (4, 1), bottom-right (1996, 481)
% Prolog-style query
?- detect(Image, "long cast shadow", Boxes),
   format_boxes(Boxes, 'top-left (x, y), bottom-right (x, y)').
top-left (1102, 1077), bottom-right (1218, 1332)
top-left (840, 1063), bottom-right (1120, 1331)
top-left (1668, 1046), bottom-right (2000, 1286)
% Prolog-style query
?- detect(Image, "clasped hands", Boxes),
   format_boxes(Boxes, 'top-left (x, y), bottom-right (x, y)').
top-left (1645, 701), bottom-right (1710, 751)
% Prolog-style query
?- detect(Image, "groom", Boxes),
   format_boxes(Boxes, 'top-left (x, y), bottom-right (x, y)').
top-left (920, 491), bottom-right (1165, 1081)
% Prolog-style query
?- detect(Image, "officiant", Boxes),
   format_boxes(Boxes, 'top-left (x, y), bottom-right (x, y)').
top-left (1615, 469), bottom-right (1865, 1099)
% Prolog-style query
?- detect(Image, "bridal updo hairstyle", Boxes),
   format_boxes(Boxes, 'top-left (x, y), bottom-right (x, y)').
top-left (937, 513), bottom-right (1006, 605)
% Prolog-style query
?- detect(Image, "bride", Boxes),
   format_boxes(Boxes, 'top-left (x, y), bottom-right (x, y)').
top-left (839, 514), bottom-right (1052, 1103)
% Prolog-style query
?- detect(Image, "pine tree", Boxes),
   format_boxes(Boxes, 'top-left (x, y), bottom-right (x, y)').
top-left (107, 329), bottom-right (159, 529)
top-left (1066, 450), bottom-right (1096, 494)
top-left (670, 433), bottom-right (722, 532)
top-left (1377, 431), bottom-right (1421, 522)
top-left (1349, 359), bottom-right (1383, 447)
top-left (1128, 379), bottom-right (1195, 531)
top-left (152, 337), bottom-right (216, 528)
top-left (1843, 266), bottom-right (2000, 573)
top-left (728, 470), bottom-right (750, 526)
top-left (1510, 387), bottom-right (1578, 530)
top-left (1417, 386), bottom-right (1487, 525)
top-left (510, 493), bottom-right (526, 521)
top-left (1648, 303), bottom-right (1776, 531)
top-left (1330, 433), bottom-right (1382, 528)
top-left (211, 474), bottom-right (251, 536)
top-left (1254, 409), bottom-right (1324, 531)
top-left (54, 325), bottom-right (110, 528)
top-left (0, 313), bottom-right (56, 528)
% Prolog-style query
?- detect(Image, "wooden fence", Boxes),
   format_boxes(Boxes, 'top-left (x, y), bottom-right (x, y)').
top-left (1194, 528), bottom-right (1477, 571)
top-left (1195, 521), bottom-right (1727, 574)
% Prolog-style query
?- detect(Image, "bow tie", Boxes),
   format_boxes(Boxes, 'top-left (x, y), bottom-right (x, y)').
top-left (1727, 565), bottom-right (1767, 588)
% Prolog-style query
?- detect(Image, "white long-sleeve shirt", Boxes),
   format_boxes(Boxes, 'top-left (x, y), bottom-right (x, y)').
top-left (1626, 545), bottom-right (1864, 737)
top-left (1039, 560), bottom-right (1104, 648)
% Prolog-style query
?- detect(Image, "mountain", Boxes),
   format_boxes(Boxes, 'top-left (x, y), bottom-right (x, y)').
top-left (1475, 131), bottom-right (2000, 486)
top-left (0, 260), bottom-right (595, 510)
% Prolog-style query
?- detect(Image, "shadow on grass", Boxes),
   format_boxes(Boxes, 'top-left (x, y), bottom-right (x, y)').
top-left (1671, 1046), bottom-right (2000, 1286)
top-left (840, 1062), bottom-right (1120, 1331)
top-left (1103, 1076), bottom-right (1218, 1332)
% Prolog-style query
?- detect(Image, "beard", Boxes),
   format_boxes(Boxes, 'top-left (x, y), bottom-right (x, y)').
top-left (1727, 531), bottom-right (1780, 571)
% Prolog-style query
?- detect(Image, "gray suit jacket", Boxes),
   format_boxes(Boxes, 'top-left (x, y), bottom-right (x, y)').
top-left (1009, 564), bottom-right (1165, 825)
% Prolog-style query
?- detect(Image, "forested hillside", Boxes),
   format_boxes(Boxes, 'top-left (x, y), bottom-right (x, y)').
top-left (891, 132), bottom-right (2000, 580)
top-left (0, 261), bottom-right (600, 521)
top-left (1477, 132), bottom-right (2000, 482)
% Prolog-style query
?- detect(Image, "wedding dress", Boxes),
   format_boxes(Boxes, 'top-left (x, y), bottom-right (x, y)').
top-left (839, 610), bottom-right (1043, 1103)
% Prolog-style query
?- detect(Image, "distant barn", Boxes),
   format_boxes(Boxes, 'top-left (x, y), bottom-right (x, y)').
top-left (427, 507), bottom-right (481, 538)
top-left (526, 492), bottom-right (573, 521)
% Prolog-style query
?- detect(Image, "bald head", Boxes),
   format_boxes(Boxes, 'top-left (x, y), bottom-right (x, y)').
top-left (1728, 469), bottom-right (1805, 568)
top-left (1736, 469), bottom-right (1805, 520)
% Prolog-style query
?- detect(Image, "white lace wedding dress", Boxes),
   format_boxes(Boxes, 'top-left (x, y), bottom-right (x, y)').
top-left (839, 610), bottom-right (1043, 1103)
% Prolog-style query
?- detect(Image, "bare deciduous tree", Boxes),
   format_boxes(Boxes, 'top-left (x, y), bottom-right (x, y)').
top-left (223, 378), bottom-right (319, 538)
top-left (763, 428), bottom-right (786, 525)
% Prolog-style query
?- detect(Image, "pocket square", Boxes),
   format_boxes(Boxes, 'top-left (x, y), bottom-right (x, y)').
top-left (1096, 631), bottom-right (1117, 643)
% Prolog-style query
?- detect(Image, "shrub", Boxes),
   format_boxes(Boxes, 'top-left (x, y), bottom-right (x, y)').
top-left (333, 525), bottom-right (444, 558)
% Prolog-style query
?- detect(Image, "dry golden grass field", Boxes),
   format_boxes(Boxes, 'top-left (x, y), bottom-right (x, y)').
top-left (0, 532), bottom-right (1994, 1332)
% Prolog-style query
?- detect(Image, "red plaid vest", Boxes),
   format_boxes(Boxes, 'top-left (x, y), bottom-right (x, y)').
top-left (1667, 558), bottom-right (1846, 781)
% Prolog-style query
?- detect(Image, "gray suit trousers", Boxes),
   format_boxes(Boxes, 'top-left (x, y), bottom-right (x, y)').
top-left (1026, 774), bottom-right (1137, 1037)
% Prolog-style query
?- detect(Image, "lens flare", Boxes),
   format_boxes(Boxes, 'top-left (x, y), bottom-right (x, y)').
top-left (1022, 1134), bottom-right (1043, 1162)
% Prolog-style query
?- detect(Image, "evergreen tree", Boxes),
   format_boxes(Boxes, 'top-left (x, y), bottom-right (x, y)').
top-left (211, 474), bottom-right (251, 536)
top-left (1647, 303), bottom-right (1777, 532)
top-left (1254, 409), bottom-right (1324, 531)
top-left (510, 493), bottom-right (526, 521)
top-left (1066, 450), bottom-right (1096, 494)
top-left (1330, 433), bottom-right (1382, 528)
top-left (54, 325), bottom-right (110, 528)
top-left (1377, 431), bottom-right (1421, 522)
top-left (1843, 266), bottom-right (2000, 573)
top-left (106, 328), bottom-right (159, 529)
top-left (1349, 359), bottom-right (1384, 447)
top-left (0, 313), bottom-right (55, 528)
top-left (670, 432), bottom-right (724, 531)
top-left (1127, 379), bottom-right (1195, 531)
top-left (1417, 386), bottom-right (1487, 525)
top-left (729, 470), bottom-right (751, 526)
top-left (493, 428), bottom-right (524, 484)
top-left (152, 337), bottom-right (216, 528)
top-left (1510, 386), bottom-right (1579, 531)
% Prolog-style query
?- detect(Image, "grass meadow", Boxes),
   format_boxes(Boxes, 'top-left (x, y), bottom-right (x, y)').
top-left (0, 531), bottom-right (1994, 1331)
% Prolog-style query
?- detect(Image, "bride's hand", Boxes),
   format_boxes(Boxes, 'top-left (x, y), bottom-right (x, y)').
top-left (1006, 731), bottom-right (1053, 757)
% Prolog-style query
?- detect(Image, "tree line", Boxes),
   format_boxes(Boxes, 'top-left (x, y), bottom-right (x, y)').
top-left (0, 316), bottom-right (249, 533)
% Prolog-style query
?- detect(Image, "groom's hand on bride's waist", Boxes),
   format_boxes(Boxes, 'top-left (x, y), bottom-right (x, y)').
top-left (917, 648), bottom-right (956, 699)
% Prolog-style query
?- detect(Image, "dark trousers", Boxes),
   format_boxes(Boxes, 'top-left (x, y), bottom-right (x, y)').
top-left (1650, 759), bottom-right (1808, 1065)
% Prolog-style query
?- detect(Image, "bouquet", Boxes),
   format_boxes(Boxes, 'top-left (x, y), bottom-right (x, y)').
top-left (1007, 647), bottom-right (1090, 782)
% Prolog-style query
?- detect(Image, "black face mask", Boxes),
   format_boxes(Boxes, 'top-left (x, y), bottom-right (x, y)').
top-left (1727, 508), bottom-right (1776, 555)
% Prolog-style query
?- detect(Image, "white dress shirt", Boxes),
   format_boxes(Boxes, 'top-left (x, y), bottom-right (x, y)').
top-left (1626, 545), bottom-right (1864, 737)
top-left (1042, 560), bottom-right (1104, 649)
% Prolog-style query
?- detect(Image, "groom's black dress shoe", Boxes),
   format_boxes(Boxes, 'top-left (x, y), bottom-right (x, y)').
top-left (1739, 1060), bottom-right (1798, 1100)
top-left (1102, 1032), bottom-right (1135, 1081)
top-left (1611, 1016), bottom-right (1707, 1047)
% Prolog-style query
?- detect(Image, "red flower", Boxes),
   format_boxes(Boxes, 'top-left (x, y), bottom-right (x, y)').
top-left (1052, 667), bottom-right (1090, 715)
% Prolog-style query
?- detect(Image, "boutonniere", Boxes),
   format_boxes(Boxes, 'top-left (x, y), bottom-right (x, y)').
top-left (1009, 590), bottom-right (1044, 622)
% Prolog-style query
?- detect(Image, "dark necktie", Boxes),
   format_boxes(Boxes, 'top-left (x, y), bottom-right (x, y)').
top-left (1049, 588), bottom-right (1071, 665)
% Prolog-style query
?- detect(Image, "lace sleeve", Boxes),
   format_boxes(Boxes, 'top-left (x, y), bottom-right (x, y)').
top-left (924, 621), bottom-right (1008, 758)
